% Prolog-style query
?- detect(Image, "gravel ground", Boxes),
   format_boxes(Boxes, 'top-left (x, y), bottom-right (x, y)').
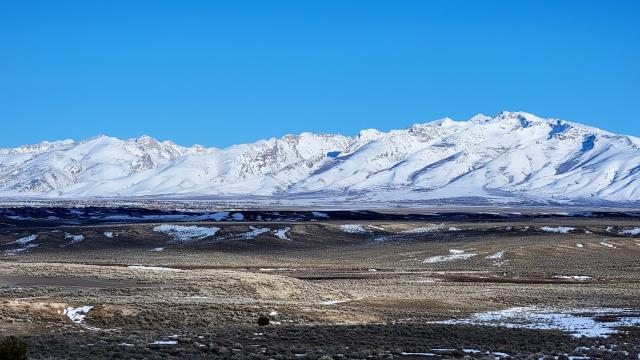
top-left (1, 216), bottom-right (639, 358)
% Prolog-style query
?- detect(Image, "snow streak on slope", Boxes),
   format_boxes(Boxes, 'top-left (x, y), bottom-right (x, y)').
top-left (1, 111), bottom-right (639, 204)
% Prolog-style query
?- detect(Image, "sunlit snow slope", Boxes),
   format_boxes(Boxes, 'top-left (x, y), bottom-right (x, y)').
top-left (1, 111), bottom-right (639, 204)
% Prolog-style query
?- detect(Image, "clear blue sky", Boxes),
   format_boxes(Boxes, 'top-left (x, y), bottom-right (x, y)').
top-left (1, 0), bottom-right (639, 148)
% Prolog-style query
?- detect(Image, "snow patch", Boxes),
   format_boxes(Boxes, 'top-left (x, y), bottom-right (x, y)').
top-left (150, 340), bottom-right (177, 345)
top-left (63, 305), bottom-right (93, 323)
top-left (103, 231), bottom-right (114, 238)
top-left (340, 224), bottom-right (368, 234)
top-left (554, 275), bottom-right (593, 281)
top-left (540, 226), bottom-right (575, 234)
top-left (240, 226), bottom-right (270, 239)
top-left (423, 249), bottom-right (477, 263)
top-left (273, 227), bottom-right (290, 240)
top-left (127, 265), bottom-right (184, 272)
top-left (4, 243), bottom-right (38, 255)
top-left (153, 224), bottom-right (220, 242)
top-left (620, 228), bottom-right (640, 236)
top-left (600, 241), bottom-right (616, 249)
top-left (10, 234), bottom-right (38, 245)
top-left (435, 306), bottom-right (640, 338)
top-left (320, 300), bottom-right (349, 305)
top-left (311, 211), bottom-right (329, 218)
top-left (64, 232), bottom-right (85, 244)
top-left (231, 213), bottom-right (244, 221)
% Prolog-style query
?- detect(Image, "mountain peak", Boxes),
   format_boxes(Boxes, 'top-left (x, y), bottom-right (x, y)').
top-left (1, 112), bottom-right (638, 204)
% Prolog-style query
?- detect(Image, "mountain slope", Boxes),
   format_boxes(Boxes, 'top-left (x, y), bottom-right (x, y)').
top-left (1, 111), bottom-right (639, 204)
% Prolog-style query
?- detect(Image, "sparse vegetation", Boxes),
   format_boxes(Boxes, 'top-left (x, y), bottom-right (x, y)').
top-left (0, 336), bottom-right (27, 360)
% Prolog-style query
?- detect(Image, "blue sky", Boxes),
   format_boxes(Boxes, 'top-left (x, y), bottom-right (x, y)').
top-left (1, 0), bottom-right (639, 148)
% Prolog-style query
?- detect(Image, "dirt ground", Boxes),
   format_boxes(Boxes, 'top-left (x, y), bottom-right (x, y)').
top-left (1, 214), bottom-right (639, 359)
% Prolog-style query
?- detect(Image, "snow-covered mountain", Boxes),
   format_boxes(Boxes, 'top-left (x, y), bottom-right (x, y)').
top-left (1, 111), bottom-right (639, 205)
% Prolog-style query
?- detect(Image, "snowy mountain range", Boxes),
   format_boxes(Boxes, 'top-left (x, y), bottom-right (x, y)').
top-left (1, 111), bottom-right (639, 205)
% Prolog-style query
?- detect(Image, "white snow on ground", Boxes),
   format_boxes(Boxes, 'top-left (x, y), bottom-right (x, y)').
top-left (273, 227), bottom-right (290, 240)
top-left (620, 228), bottom-right (640, 236)
top-left (153, 224), bottom-right (220, 242)
top-left (435, 306), bottom-right (640, 338)
top-left (150, 340), bottom-right (177, 345)
top-left (209, 212), bottom-right (229, 221)
top-left (312, 211), bottom-right (329, 218)
top-left (64, 233), bottom-right (85, 243)
top-left (606, 226), bottom-right (614, 232)
top-left (540, 226), bottom-right (576, 234)
top-left (10, 234), bottom-right (38, 245)
top-left (4, 244), bottom-right (38, 255)
top-left (554, 275), bottom-right (592, 281)
top-left (127, 265), bottom-right (184, 272)
top-left (150, 247), bottom-right (164, 252)
top-left (400, 352), bottom-right (437, 357)
top-left (103, 231), bottom-right (114, 238)
top-left (485, 251), bottom-right (506, 266)
top-left (485, 251), bottom-right (504, 260)
top-left (600, 241), bottom-right (616, 249)
top-left (63, 305), bottom-right (93, 323)
top-left (576, 243), bottom-right (584, 248)
top-left (340, 224), bottom-right (368, 234)
top-left (423, 249), bottom-right (477, 263)
top-left (258, 268), bottom-right (288, 271)
top-left (320, 300), bottom-right (349, 305)
top-left (367, 225), bottom-right (386, 231)
top-left (448, 227), bottom-right (462, 231)
top-left (403, 224), bottom-right (446, 233)
top-left (240, 226), bottom-right (270, 239)
top-left (269, 310), bottom-right (278, 316)
top-left (231, 213), bottom-right (244, 221)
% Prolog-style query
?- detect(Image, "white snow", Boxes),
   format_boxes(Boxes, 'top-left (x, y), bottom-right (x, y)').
top-left (435, 306), bottom-right (640, 338)
top-left (485, 251), bottom-right (504, 260)
top-left (400, 352), bottom-right (437, 357)
top-left (576, 243), bottom-right (584, 248)
top-left (64, 232), bottom-right (85, 243)
top-left (340, 224), bottom-right (368, 234)
top-left (1, 112), bottom-right (640, 205)
top-left (554, 275), bottom-right (593, 281)
top-left (150, 247), bottom-right (164, 252)
top-left (4, 243), bottom-right (38, 255)
top-left (311, 211), bottom-right (329, 218)
top-left (600, 241), bottom-right (616, 249)
top-left (320, 300), bottom-right (349, 305)
top-left (620, 228), bottom-right (640, 236)
top-left (10, 234), bottom-right (38, 245)
top-left (127, 265), bottom-right (184, 272)
top-left (367, 225), bottom-right (386, 231)
top-left (103, 231), bottom-right (114, 238)
top-left (153, 224), bottom-right (220, 242)
top-left (403, 224), bottom-right (455, 233)
top-left (63, 305), bottom-right (93, 323)
top-left (231, 213), bottom-right (244, 221)
top-left (273, 227), bottom-right (291, 240)
top-left (540, 226), bottom-right (575, 234)
top-left (269, 310), bottom-right (278, 316)
top-left (240, 226), bottom-right (270, 239)
top-left (150, 340), bottom-right (177, 345)
top-left (1, 111), bottom-right (640, 207)
top-left (423, 249), bottom-right (477, 263)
